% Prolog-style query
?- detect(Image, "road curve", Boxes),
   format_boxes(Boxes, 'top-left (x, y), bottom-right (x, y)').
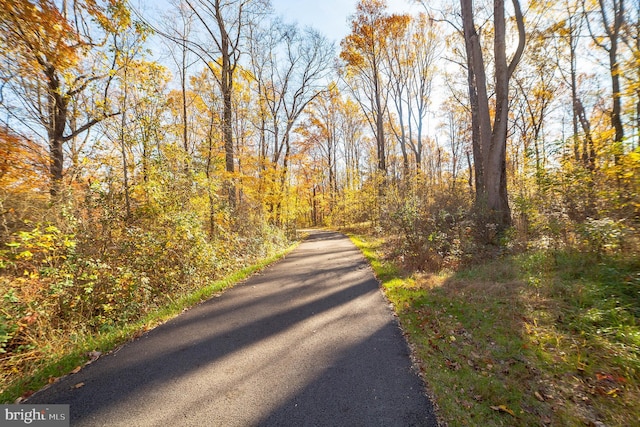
top-left (28, 230), bottom-right (438, 426)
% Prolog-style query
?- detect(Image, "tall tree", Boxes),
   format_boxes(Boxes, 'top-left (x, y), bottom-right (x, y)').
top-left (299, 84), bottom-right (342, 208)
top-left (512, 26), bottom-right (558, 180)
top-left (405, 13), bottom-right (439, 174)
top-left (0, 0), bottom-right (131, 195)
top-left (383, 13), bottom-right (412, 177)
top-left (622, 0), bottom-right (640, 147)
top-left (549, 0), bottom-right (596, 168)
top-left (183, 0), bottom-right (268, 208)
top-left (341, 0), bottom-right (391, 174)
top-left (247, 19), bottom-right (334, 222)
top-left (163, 1), bottom-right (198, 172)
top-left (584, 0), bottom-right (626, 164)
top-left (460, 0), bottom-right (526, 229)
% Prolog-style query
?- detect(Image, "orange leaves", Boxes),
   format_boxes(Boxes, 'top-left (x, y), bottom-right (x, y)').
top-left (340, 0), bottom-right (389, 68)
top-left (0, 0), bottom-right (131, 80)
top-left (385, 13), bottom-right (411, 40)
top-left (0, 127), bottom-right (45, 191)
top-left (593, 372), bottom-right (626, 398)
top-left (0, 0), bottom-right (79, 71)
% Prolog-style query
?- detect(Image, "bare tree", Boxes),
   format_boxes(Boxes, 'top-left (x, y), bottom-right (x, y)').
top-left (406, 14), bottom-right (440, 174)
top-left (248, 19), bottom-right (334, 221)
top-left (551, 0), bottom-right (596, 168)
top-left (512, 27), bottom-right (558, 179)
top-left (162, 1), bottom-right (199, 171)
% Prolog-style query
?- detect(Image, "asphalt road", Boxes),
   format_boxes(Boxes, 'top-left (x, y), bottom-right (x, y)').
top-left (28, 230), bottom-right (438, 426)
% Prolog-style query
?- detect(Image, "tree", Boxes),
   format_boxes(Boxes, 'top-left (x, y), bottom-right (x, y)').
top-left (0, 0), bottom-right (131, 196)
top-left (162, 1), bottom-right (198, 172)
top-left (621, 1), bottom-right (640, 148)
top-left (247, 19), bottom-right (334, 222)
top-left (382, 13), bottom-right (412, 177)
top-left (584, 0), bottom-right (626, 164)
top-left (405, 14), bottom-right (440, 175)
top-left (440, 97), bottom-right (472, 192)
top-left (299, 84), bottom-right (341, 210)
top-left (512, 26), bottom-right (558, 181)
top-left (182, 0), bottom-right (269, 208)
top-left (550, 0), bottom-right (596, 168)
top-left (460, 0), bottom-right (526, 229)
top-left (341, 0), bottom-right (391, 174)
top-left (101, 54), bottom-right (170, 219)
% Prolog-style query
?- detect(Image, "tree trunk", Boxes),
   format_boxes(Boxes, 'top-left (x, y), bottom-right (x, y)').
top-left (181, 36), bottom-right (190, 175)
top-left (461, 0), bottom-right (525, 231)
top-left (374, 73), bottom-right (386, 173)
top-left (220, 40), bottom-right (236, 209)
top-left (45, 66), bottom-right (67, 196)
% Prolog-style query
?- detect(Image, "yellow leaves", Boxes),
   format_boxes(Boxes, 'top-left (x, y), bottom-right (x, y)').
top-left (625, 148), bottom-right (640, 166)
top-left (15, 251), bottom-right (33, 260)
top-left (82, 0), bottom-right (130, 33)
top-left (490, 404), bottom-right (516, 417)
top-left (0, 0), bottom-right (79, 69)
top-left (4, 224), bottom-right (76, 275)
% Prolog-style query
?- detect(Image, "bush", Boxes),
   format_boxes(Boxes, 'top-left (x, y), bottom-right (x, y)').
top-left (0, 179), bottom-right (292, 392)
top-left (577, 217), bottom-right (627, 256)
top-left (380, 187), bottom-right (475, 270)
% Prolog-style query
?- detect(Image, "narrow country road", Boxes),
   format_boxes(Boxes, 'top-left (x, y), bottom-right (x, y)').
top-left (28, 230), bottom-right (438, 426)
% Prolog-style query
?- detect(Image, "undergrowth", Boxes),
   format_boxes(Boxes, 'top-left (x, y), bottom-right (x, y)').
top-left (350, 234), bottom-right (640, 426)
top-left (0, 240), bottom-right (298, 404)
top-left (0, 188), bottom-right (296, 403)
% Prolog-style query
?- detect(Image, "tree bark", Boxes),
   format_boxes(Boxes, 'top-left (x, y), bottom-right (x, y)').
top-left (460, 0), bottom-right (525, 230)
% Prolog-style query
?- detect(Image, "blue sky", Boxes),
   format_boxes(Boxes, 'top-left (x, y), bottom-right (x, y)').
top-left (270, 0), bottom-right (423, 43)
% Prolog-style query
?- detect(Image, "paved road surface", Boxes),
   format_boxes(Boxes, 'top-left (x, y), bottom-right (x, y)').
top-left (29, 230), bottom-right (438, 426)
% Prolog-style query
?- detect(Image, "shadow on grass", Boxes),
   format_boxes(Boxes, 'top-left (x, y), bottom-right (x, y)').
top-left (350, 234), bottom-right (640, 427)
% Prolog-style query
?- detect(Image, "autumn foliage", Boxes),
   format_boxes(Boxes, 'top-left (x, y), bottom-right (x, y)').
top-left (0, 0), bottom-right (639, 420)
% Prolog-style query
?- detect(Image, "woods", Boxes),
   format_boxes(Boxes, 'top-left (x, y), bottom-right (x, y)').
top-left (1, 0), bottom-right (639, 423)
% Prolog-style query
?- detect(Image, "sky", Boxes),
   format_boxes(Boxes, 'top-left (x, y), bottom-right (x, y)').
top-left (270, 0), bottom-right (424, 43)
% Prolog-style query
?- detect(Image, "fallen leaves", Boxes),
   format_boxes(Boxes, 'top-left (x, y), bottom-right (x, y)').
top-left (490, 404), bottom-right (516, 417)
top-left (592, 372), bottom-right (625, 398)
top-left (68, 350), bottom-right (102, 376)
top-left (445, 358), bottom-right (461, 371)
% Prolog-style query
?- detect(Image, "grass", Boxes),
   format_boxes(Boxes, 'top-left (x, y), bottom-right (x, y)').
top-left (350, 234), bottom-right (640, 426)
top-left (0, 241), bottom-right (299, 404)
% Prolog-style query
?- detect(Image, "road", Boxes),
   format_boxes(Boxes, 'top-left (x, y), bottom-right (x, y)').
top-left (28, 230), bottom-right (438, 426)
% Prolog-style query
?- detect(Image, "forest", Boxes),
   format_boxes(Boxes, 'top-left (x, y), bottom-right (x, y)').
top-left (1, 0), bottom-right (639, 424)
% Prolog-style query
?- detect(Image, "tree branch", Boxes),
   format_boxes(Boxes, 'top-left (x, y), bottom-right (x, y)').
top-left (507, 0), bottom-right (526, 79)
top-left (61, 111), bottom-right (120, 142)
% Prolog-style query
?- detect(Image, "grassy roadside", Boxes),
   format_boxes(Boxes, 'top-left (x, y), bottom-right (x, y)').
top-left (0, 241), bottom-right (300, 404)
top-left (350, 234), bottom-right (640, 426)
